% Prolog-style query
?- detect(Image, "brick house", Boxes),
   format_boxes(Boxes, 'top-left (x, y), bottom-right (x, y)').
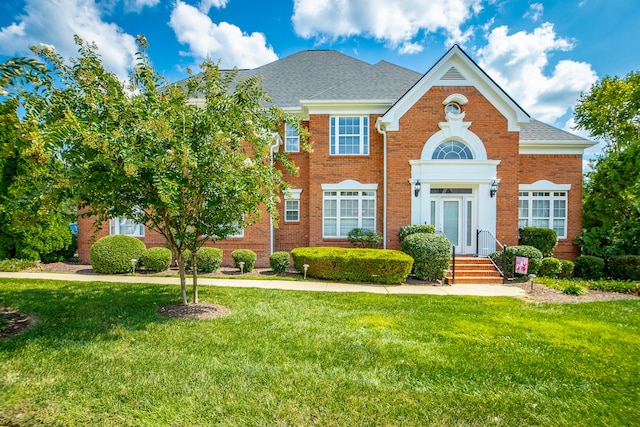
top-left (77, 45), bottom-right (593, 266)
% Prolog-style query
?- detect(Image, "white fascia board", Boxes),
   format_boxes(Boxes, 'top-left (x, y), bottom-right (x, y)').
top-left (301, 99), bottom-right (394, 115)
top-left (519, 140), bottom-right (597, 154)
top-left (379, 46), bottom-right (529, 132)
top-left (409, 159), bottom-right (500, 182)
top-left (322, 180), bottom-right (378, 191)
top-left (520, 180), bottom-right (571, 191)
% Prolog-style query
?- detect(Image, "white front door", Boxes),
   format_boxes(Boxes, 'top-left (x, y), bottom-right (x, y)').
top-left (431, 191), bottom-right (475, 254)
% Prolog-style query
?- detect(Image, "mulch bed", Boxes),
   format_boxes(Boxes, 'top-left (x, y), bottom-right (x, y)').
top-left (0, 306), bottom-right (36, 340)
top-left (157, 302), bottom-right (231, 319)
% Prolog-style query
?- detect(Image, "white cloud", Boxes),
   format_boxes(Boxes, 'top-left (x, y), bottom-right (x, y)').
top-left (169, 1), bottom-right (278, 69)
top-left (0, 0), bottom-right (137, 81)
top-left (524, 2), bottom-right (544, 21)
top-left (292, 0), bottom-right (482, 53)
top-left (199, 0), bottom-right (229, 13)
top-left (125, 0), bottom-right (160, 12)
top-left (476, 23), bottom-right (597, 123)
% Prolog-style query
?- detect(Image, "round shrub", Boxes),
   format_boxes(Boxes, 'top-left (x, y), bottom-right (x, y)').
top-left (538, 257), bottom-right (562, 278)
top-left (347, 228), bottom-right (383, 248)
top-left (195, 247), bottom-right (223, 273)
top-left (232, 249), bottom-right (257, 272)
top-left (574, 255), bottom-right (605, 280)
top-left (90, 235), bottom-right (146, 274)
top-left (401, 232), bottom-right (451, 280)
top-left (519, 226), bottom-right (558, 257)
top-left (398, 224), bottom-right (435, 242)
top-left (140, 247), bottom-right (172, 272)
top-left (270, 251), bottom-right (290, 274)
top-left (488, 245), bottom-right (543, 277)
top-left (560, 260), bottom-right (574, 278)
top-left (606, 255), bottom-right (640, 280)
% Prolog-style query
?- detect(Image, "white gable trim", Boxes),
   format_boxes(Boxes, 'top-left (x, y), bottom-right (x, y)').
top-left (421, 115), bottom-right (488, 160)
top-left (519, 140), bottom-right (596, 154)
top-left (301, 99), bottom-right (394, 115)
top-left (378, 45), bottom-right (530, 133)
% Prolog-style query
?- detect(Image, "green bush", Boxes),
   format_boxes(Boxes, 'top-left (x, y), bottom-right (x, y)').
top-left (195, 247), bottom-right (223, 273)
top-left (139, 247), bottom-right (172, 272)
top-left (401, 233), bottom-right (451, 280)
top-left (0, 258), bottom-right (38, 272)
top-left (519, 227), bottom-right (558, 257)
top-left (606, 255), bottom-right (640, 281)
top-left (488, 245), bottom-right (543, 277)
top-left (398, 224), bottom-right (435, 242)
top-left (562, 282), bottom-right (587, 296)
top-left (347, 228), bottom-right (383, 248)
top-left (291, 247), bottom-right (413, 284)
top-left (90, 235), bottom-right (146, 274)
top-left (574, 255), bottom-right (605, 280)
top-left (560, 260), bottom-right (575, 278)
top-left (538, 257), bottom-right (562, 278)
top-left (270, 251), bottom-right (290, 274)
top-left (232, 249), bottom-right (257, 272)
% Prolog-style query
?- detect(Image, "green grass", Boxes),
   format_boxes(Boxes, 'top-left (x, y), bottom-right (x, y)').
top-left (0, 259), bottom-right (38, 272)
top-left (1, 279), bottom-right (639, 426)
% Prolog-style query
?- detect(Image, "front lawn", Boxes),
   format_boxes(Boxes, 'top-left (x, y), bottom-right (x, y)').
top-left (1, 278), bottom-right (639, 426)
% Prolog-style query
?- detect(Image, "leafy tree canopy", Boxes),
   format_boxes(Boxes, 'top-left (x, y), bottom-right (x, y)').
top-left (574, 70), bottom-right (640, 256)
top-left (2, 35), bottom-right (308, 304)
top-left (574, 71), bottom-right (640, 152)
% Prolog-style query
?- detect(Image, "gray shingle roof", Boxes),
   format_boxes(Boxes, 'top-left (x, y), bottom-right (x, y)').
top-left (520, 119), bottom-right (591, 142)
top-left (235, 50), bottom-right (421, 108)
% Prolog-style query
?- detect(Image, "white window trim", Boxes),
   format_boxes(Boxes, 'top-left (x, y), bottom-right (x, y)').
top-left (284, 188), bottom-right (302, 223)
top-left (284, 123), bottom-right (300, 153)
top-left (322, 181), bottom-right (377, 238)
top-left (110, 217), bottom-right (145, 237)
top-left (518, 189), bottom-right (568, 239)
top-left (329, 116), bottom-right (369, 156)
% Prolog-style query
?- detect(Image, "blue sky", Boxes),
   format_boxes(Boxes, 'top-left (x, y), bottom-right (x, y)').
top-left (0, 0), bottom-right (638, 150)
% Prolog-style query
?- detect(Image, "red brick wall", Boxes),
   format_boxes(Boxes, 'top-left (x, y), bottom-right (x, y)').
top-left (385, 86), bottom-right (521, 249)
top-left (518, 154), bottom-right (583, 260)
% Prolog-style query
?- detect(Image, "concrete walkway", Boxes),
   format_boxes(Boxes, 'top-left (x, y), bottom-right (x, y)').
top-left (0, 271), bottom-right (525, 297)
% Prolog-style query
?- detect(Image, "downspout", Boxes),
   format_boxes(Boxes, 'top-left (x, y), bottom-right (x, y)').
top-left (376, 119), bottom-right (388, 249)
top-left (269, 133), bottom-right (283, 256)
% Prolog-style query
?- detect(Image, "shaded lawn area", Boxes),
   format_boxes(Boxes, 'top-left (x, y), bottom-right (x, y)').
top-left (1, 279), bottom-right (639, 426)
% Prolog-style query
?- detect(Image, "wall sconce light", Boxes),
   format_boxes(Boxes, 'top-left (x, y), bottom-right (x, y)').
top-left (414, 180), bottom-right (422, 197)
top-left (490, 181), bottom-right (499, 198)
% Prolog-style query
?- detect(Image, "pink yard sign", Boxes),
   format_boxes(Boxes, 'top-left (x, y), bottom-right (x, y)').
top-left (515, 256), bottom-right (529, 275)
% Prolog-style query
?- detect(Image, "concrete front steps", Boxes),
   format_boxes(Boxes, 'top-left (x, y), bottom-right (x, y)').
top-left (445, 256), bottom-right (503, 285)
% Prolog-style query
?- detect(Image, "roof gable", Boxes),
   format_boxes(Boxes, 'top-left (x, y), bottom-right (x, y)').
top-left (379, 45), bottom-right (530, 132)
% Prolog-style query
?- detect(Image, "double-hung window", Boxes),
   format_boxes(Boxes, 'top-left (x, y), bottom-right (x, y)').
top-left (284, 124), bottom-right (300, 152)
top-left (518, 191), bottom-right (567, 238)
top-left (323, 190), bottom-right (376, 237)
top-left (284, 189), bottom-right (302, 222)
top-left (330, 116), bottom-right (369, 155)
top-left (110, 217), bottom-right (144, 237)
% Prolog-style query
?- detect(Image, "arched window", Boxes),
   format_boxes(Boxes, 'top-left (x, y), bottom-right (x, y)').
top-left (432, 140), bottom-right (473, 160)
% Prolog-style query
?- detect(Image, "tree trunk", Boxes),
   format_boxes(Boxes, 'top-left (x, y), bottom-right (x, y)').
top-left (176, 252), bottom-right (188, 305)
top-left (191, 251), bottom-right (199, 304)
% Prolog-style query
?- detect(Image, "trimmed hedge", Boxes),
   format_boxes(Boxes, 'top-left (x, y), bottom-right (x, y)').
top-left (0, 259), bottom-right (38, 272)
top-left (398, 224), bottom-right (435, 242)
top-left (140, 247), bottom-right (172, 272)
top-left (574, 255), bottom-right (605, 280)
top-left (519, 227), bottom-right (558, 257)
top-left (291, 247), bottom-right (413, 284)
top-left (90, 235), bottom-right (146, 274)
top-left (270, 251), bottom-right (290, 274)
top-left (232, 249), bottom-right (257, 272)
top-left (195, 248), bottom-right (223, 273)
top-left (401, 233), bottom-right (451, 281)
top-left (607, 255), bottom-right (640, 281)
top-left (538, 257), bottom-right (562, 278)
top-left (489, 245), bottom-right (543, 277)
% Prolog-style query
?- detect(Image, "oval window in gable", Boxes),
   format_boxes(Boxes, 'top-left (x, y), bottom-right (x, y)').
top-left (432, 140), bottom-right (473, 160)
